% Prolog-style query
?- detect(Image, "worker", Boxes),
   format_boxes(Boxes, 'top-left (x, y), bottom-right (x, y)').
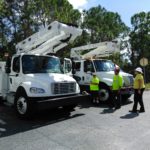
top-left (111, 66), bottom-right (123, 109)
top-left (90, 72), bottom-right (100, 104)
top-left (129, 67), bottom-right (145, 113)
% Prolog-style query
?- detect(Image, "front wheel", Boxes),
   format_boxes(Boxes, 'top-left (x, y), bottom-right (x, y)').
top-left (99, 85), bottom-right (111, 103)
top-left (15, 90), bottom-right (32, 118)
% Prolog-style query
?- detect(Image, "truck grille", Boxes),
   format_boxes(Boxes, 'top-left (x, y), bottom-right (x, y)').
top-left (51, 82), bottom-right (76, 94)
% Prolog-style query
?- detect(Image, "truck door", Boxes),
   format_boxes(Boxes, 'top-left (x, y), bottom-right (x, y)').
top-left (83, 60), bottom-right (95, 84)
top-left (63, 58), bottom-right (72, 76)
top-left (9, 56), bottom-right (21, 92)
top-left (72, 61), bottom-right (83, 84)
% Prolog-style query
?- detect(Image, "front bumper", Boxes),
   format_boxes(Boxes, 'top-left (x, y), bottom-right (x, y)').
top-left (30, 94), bottom-right (90, 110)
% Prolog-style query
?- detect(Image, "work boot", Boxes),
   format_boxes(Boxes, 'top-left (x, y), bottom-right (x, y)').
top-left (139, 109), bottom-right (145, 113)
top-left (129, 110), bottom-right (137, 113)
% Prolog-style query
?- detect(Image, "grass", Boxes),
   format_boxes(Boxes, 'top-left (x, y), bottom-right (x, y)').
top-left (145, 83), bottom-right (150, 90)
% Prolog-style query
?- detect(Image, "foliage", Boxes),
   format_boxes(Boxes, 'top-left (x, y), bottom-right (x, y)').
top-left (130, 11), bottom-right (150, 82)
top-left (145, 83), bottom-right (150, 89)
top-left (0, 0), bottom-right (81, 59)
top-left (1, 0), bottom-right (149, 77)
top-left (81, 5), bottom-right (129, 43)
top-left (130, 12), bottom-right (150, 68)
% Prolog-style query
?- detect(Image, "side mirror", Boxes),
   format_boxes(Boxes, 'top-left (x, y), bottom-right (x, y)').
top-left (63, 58), bottom-right (72, 74)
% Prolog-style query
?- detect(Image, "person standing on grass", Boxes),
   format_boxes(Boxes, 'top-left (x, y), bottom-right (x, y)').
top-left (129, 67), bottom-right (145, 113)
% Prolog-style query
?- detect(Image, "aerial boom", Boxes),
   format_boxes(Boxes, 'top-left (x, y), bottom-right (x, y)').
top-left (71, 41), bottom-right (120, 60)
top-left (16, 21), bottom-right (82, 55)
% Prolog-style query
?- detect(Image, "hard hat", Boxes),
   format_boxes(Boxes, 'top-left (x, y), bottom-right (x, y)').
top-left (114, 66), bottom-right (120, 72)
top-left (135, 67), bottom-right (143, 73)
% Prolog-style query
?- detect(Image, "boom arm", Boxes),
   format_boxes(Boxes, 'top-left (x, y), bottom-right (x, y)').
top-left (70, 41), bottom-right (120, 59)
top-left (16, 21), bottom-right (82, 55)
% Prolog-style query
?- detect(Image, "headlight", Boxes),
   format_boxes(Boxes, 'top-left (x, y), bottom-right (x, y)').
top-left (76, 83), bottom-right (80, 93)
top-left (30, 87), bottom-right (45, 94)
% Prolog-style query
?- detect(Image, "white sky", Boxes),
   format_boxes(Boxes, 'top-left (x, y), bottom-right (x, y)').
top-left (68, 0), bottom-right (87, 9)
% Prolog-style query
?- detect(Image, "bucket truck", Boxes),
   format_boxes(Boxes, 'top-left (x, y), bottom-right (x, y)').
top-left (70, 41), bottom-right (134, 103)
top-left (0, 21), bottom-right (89, 118)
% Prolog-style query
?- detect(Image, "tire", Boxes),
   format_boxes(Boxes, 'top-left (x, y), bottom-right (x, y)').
top-left (15, 89), bottom-right (32, 118)
top-left (99, 85), bottom-right (111, 103)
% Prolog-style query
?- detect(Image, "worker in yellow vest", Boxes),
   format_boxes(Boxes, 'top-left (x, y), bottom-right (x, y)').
top-left (90, 72), bottom-right (100, 104)
top-left (111, 66), bottom-right (123, 109)
top-left (129, 67), bottom-right (145, 113)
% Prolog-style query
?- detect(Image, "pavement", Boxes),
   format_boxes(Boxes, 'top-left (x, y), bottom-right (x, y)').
top-left (0, 91), bottom-right (150, 150)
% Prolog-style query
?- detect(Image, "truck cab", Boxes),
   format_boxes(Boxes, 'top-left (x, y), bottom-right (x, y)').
top-left (7, 53), bottom-right (79, 95)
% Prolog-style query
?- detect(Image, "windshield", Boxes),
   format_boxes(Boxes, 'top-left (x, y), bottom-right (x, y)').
top-left (94, 60), bottom-right (115, 72)
top-left (22, 55), bottom-right (62, 74)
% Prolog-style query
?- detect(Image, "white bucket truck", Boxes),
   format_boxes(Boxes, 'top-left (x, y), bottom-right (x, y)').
top-left (70, 41), bottom-right (134, 103)
top-left (0, 21), bottom-right (89, 118)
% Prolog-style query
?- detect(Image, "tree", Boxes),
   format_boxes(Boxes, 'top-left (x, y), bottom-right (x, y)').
top-left (130, 11), bottom-right (150, 82)
top-left (81, 5), bottom-right (128, 43)
top-left (0, 0), bottom-right (81, 59)
top-left (130, 12), bottom-right (150, 68)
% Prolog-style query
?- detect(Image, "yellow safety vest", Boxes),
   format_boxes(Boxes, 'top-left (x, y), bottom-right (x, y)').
top-left (134, 74), bottom-right (145, 89)
top-left (90, 77), bottom-right (100, 91)
top-left (112, 74), bottom-right (123, 90)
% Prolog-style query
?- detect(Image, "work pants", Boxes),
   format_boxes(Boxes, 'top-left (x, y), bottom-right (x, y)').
top-left (90, 90), bottom-right (99, 100)
top-left (132, 88), bottom-right (145, 111)
top-left (112, 90), bottom-right (121, 109)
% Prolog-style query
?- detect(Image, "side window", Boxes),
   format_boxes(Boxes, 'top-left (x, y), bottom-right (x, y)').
top-left (13, 56), bottom-right (20, 73)
top-left (84, 60), bottom-right (94, 72)
top-left (22, 55), bottom-right (36, 73)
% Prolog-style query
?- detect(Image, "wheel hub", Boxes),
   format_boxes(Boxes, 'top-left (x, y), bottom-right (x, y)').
top-left (99, 89), bottom-right (109, 101)
top-left (17, 97), bottom-right (27, 115)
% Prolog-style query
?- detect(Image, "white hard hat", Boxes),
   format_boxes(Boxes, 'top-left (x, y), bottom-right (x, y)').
top-left (135, 67), bottom-right (143, 73)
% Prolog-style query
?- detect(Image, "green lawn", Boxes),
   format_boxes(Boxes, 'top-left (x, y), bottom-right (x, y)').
top-left (145, 83), bottom-right (150, 90)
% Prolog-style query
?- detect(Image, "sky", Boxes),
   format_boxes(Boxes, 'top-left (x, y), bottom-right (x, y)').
top-left (68, 0), bottom-right (150, 27)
